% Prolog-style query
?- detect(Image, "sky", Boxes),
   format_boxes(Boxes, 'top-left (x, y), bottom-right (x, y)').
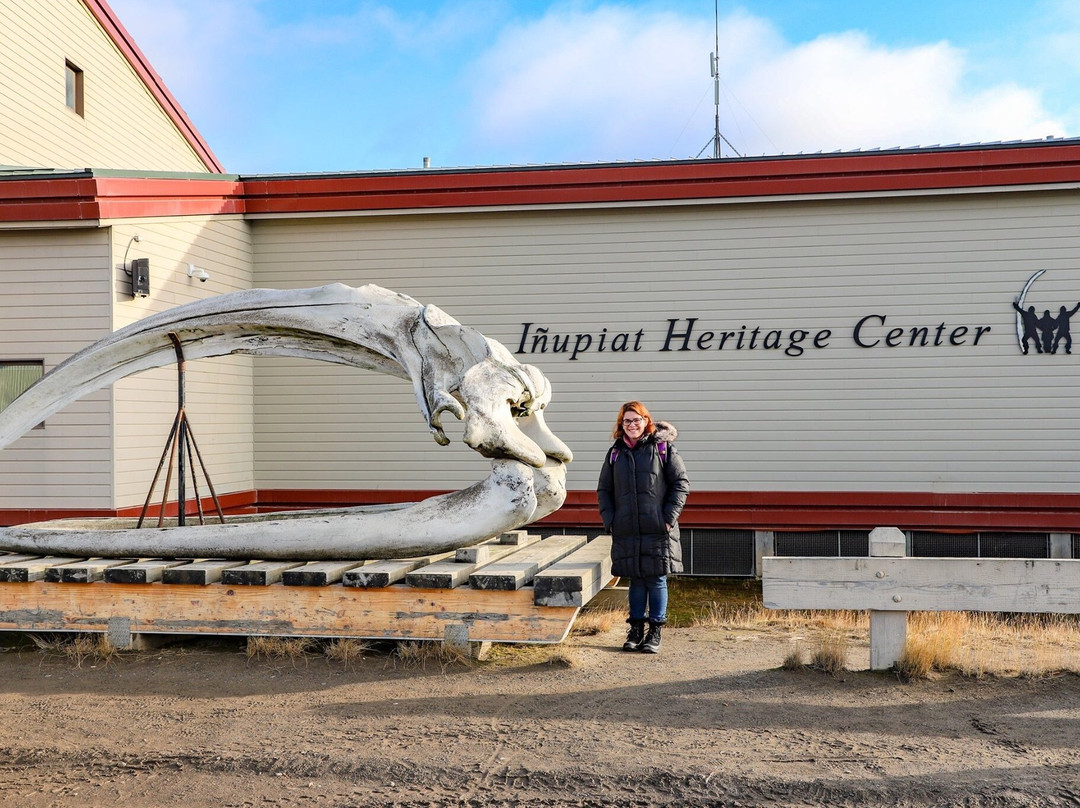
top-left (105, 0), bottom-right (1080, 175)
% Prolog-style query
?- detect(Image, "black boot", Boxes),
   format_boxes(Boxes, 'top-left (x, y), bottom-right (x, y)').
top-left (623, 619), bottom-right (647, 652)
top-left (640, 622), bottom-right (663, 654)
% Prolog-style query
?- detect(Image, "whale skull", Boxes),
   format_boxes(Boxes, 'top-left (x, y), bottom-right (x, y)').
top-left (0, 284), bottom-right (572, 560)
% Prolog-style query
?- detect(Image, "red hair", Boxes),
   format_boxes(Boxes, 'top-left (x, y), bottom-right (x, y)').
top-left (611, 400), bottom-right (656, 440)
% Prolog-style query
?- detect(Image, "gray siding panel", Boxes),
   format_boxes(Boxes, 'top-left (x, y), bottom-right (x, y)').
top-left (110, 218), bottom-right (255, 507)
top-left (0, 228), bottom-right (113, 509)
top-left (250, 191), bottom-right (1080, 496)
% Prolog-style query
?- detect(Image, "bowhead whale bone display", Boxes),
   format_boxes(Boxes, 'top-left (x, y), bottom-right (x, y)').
top-left (0, 284), bottom-right (572, 560)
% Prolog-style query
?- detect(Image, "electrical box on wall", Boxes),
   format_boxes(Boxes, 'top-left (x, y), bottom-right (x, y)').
top-left (131, 258), bottom-right (150, 297)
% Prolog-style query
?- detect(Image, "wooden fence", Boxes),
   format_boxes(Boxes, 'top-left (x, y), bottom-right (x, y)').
top-left (762, 527), bottom-right (1080, 670)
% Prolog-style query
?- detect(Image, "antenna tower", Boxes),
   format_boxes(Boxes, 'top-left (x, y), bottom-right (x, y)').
top-left (697, 0), bottom-right (739, 159)
top-left (710, 0), bottom-right (721, 158)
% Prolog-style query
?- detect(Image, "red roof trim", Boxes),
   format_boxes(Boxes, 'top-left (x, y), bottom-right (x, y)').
top-left (0, 176), bottom-right (244, 222)
top-left (3, 142), bottom-right (1080, 222)
top-left (80, 0), bottom-right (225, 174)
top-left (93, 176), bottom-right (245, 218)
top-left (243, 144), bottom-right (1080, 214)
top-left (0, 178), bottom-right (100, 221)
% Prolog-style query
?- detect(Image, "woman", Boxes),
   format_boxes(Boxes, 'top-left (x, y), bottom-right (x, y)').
top-left (597, 401), bottom-right (690, 654)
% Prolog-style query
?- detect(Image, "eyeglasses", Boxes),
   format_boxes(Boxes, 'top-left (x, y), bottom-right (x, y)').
top-left (622, 417), bottom-right (645, 426)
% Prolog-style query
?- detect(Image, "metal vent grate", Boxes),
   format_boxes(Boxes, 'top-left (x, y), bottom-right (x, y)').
top-left (775, 531), bottom-right (838, 557)
top-left (979, 532), bottom-right (1048, 558)
top-left (911, 531), bottom-right (1048, 558)
top-left (681, 529), bottom-right (754, 576)
top-left (840, 531), bottom-right (870, 556)
top-left (911, 532), bottom-right (978, 557)
top-left (775, 530), bottom-right (870, 557)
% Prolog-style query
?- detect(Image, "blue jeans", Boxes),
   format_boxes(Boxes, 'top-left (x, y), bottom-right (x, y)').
top-left (627, 575), bottom-right (668, 624)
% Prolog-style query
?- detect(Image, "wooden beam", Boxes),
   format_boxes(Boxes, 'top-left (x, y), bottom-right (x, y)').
top-left (162, 560), bottom-right (244, 586)
top-left (0, 556), bottom-right (83, 583)
top-left (470, 535), bottom-right (587, 591)
top-left (0, 581), bottom-right (579, 643)
top-left (497, 530), bottom-right (532, 545)
top-left (342, 553), bottom-right (452, 588)
top-left (105, 559), bottom-right (188, 584)
top-left (221, 561), bottom-right (305, 586)
top-left (406, 544), bottom-right (523, 589)
top-left (282, 561), bottom-right (366, 587)
top-left (453, 538), bottom-right (502, 565)
top-left (534, 536), bottom-right (613, 607)
top-left (762, 556), bottom-right (1080, 613)
top-left (44, 558), bottom-right (136, 584)
top-left (0, 554), bottom-right (44, 567)
top-left (453, 533), bottom-right (538, 564)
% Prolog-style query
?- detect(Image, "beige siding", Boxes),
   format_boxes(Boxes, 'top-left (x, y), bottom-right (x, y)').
top-left (0, 228), bottom-right (112, 508)
top-left (0, 0), bottom-right (211, 172)
top-left (110, 217), bottom-right (254, 508)
top-left (251, 190), bottom-right (1080, 496)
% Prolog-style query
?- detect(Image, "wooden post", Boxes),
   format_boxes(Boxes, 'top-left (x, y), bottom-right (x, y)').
top-left (868, 526), bottom-right (907, 671)
top-left (754, 531), bottom-right (774, 579)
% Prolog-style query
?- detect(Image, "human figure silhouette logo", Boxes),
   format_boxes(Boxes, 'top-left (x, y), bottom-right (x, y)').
top-left (1013, 271), bottom-right (1079, 355)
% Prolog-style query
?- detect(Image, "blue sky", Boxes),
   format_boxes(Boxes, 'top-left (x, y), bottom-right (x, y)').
top-left (106, 0), bottom-right (1080, 175)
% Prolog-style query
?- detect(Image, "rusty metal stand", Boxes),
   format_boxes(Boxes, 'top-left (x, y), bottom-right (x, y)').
top-left (137, 333), bottom-right (225, 528)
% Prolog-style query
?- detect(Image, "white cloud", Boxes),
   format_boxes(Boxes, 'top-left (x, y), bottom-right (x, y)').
top-left (469, 6), bottom-right (719, 160)
top-left (467, 7), bottom-right (1066, 162)
top-left (737, 31), bottom-right (1062, 154)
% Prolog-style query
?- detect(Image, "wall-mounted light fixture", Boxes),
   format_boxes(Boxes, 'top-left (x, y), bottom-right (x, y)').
top-left (130, 258), bottom-right (150, 296)
top-left (121, 234), bottom-right (149, 297)
top-left (187, 263), bottom-right (210, 283)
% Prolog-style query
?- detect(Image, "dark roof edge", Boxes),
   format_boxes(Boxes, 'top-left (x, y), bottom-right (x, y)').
top-left (0, 168), bottom-right (237, 181)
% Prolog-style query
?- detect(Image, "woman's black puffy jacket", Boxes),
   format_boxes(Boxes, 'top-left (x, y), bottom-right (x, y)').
top-left (597, 421), bottom-right (690, 578)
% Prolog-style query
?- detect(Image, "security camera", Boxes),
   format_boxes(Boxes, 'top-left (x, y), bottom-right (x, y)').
top-left (187, 264), bottom-right (210, 283)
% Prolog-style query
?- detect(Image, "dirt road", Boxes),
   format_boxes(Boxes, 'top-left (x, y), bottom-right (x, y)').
top-left (1, 624), bottom-right (1078, 807)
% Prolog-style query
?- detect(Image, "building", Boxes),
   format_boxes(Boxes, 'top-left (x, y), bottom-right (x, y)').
top-left (3, 0), bottom-right (1080, 575)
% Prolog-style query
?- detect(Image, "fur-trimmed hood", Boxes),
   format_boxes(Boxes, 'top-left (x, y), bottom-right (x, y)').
top-left (653, 420), bottom-right (678, 443)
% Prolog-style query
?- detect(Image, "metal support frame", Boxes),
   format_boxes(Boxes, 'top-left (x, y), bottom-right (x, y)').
top-left (136, 333), bottom-right (225, 528)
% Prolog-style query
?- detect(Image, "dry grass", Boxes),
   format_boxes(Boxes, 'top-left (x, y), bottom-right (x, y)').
top-left (810, 632), bottom-right (849, 675)
top-left (896, 613), bottom-right (965, 681)
top-left (322, 638), bottom-right (372, 668)
top-left (781, 640), bottom-right (806, 671)
top-left (572, 607), bottom-right (619, 636)
top-left (542, 645), bottom-right (582, 668)
top-left (393, 640), bottom-right (473, 671)
top-left (484, 642), bottom-right (582, 669)
top-left (689, 601), bottom-right (866, 634)
top-left (29, 633), bottom-right (121, 667)
top-left (682, 596), bottom-right (1080, 679)
top-left (244, 635), bottom-right (490, 671)
top-left (246, 636), bottom-right (317, 664)
top-left (898, 612), bottom-right (1080, 680)
top-left (245, 636), bottom-right (381, 669)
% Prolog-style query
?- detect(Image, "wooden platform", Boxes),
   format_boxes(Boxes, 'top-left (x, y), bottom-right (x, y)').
top-left (0, 533), bottom-right (613, 647)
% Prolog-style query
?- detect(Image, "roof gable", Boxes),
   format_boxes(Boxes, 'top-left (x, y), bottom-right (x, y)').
top-left (81, 0), bottom-right (223, 173)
